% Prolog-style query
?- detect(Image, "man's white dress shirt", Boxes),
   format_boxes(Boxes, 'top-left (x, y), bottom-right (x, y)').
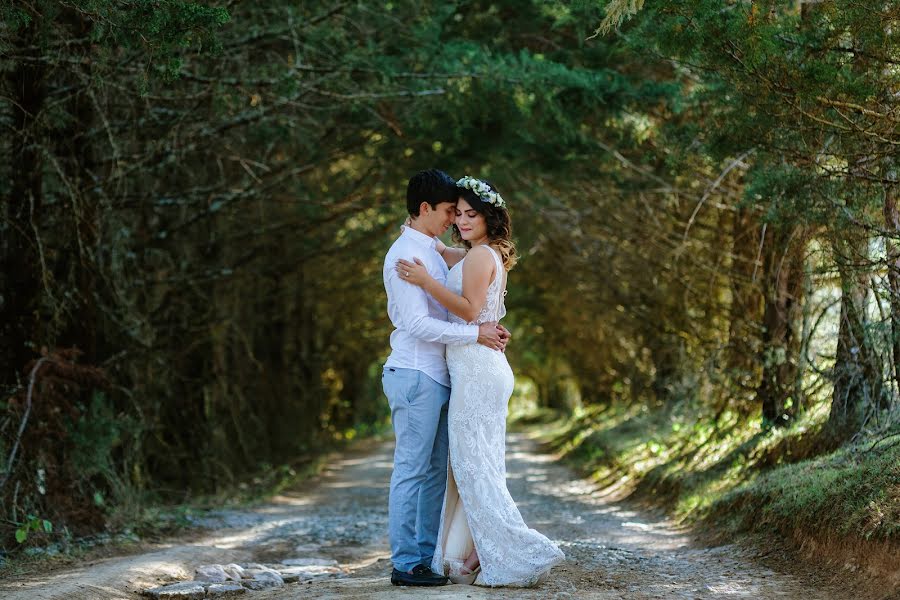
top-left (383, 227), bottom-right (479, 387)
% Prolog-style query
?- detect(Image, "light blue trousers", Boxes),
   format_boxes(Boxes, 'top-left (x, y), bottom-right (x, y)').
top-left (382, 367), bottom-right (450, 573)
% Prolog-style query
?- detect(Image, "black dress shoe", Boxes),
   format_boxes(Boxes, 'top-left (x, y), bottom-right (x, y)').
top-left (391, 565), bottom-right (449, 586)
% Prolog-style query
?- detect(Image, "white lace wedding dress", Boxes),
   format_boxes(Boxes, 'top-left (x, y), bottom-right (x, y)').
top-left (431, 245), bottom-right (564, 587)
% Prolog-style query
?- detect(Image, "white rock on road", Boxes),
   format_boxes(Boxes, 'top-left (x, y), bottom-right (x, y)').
top-left (242, 570), bottom-right (284, 590)
top-left (194, 564), bottom-right (228, 582)
top-left (143, 581), bottom-right (206, 599)
top-left (222, 563), bottom-right (245, 581)
top-left (207, 582), bottom-right (247, 596)
top-left (278, 565), bottom-right (343, 582)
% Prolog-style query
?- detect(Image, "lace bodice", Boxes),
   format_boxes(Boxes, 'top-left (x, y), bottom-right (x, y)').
top-left (446, 245), bottom-right (507, 325)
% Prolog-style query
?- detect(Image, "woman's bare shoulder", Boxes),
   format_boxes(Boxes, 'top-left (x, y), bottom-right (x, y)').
top-left (465, 244), bottom-right (493, 261)
top-left (461, 245), bottom-right (495, 276)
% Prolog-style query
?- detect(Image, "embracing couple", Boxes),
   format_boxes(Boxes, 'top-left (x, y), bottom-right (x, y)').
top-left (381, 169), bottom-right (564, 587)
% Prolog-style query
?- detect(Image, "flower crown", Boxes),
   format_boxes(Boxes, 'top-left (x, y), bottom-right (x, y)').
top-left (456, 176), bottom-right (506, 208)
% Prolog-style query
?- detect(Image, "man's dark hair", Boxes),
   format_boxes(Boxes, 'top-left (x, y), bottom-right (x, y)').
top-left (406, 169), bottom-right (458, 216)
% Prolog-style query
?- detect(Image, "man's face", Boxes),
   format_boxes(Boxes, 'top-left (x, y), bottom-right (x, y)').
top-left (420, 201), bottom-right (457, 237)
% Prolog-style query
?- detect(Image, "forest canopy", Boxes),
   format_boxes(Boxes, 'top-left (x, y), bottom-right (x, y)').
top-left (1, 0), bottom-right (898, 549)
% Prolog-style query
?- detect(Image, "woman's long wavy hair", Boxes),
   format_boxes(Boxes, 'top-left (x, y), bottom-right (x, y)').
top-left (451, 183), bottom-right (518, 271)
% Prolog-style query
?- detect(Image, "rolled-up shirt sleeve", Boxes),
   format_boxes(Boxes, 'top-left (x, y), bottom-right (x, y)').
top-left (387, 270), bottom-right (479, 345)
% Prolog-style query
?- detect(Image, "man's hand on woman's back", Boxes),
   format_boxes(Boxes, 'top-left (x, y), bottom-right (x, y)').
top-left (477, 322), bottom-right (510, 352)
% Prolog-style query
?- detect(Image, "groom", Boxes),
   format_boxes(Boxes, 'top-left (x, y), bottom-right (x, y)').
top-left (382, 169), bottom-right (509, 586)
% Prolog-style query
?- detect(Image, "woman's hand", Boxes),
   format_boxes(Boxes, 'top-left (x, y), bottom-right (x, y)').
top-left (396, 257), bottom-right (433, 288)
top-left (400, 216), bottom-right (412, 233)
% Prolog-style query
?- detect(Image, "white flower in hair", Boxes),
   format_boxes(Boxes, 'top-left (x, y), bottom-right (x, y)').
top-left (456, 175), bottom-right (506, 208)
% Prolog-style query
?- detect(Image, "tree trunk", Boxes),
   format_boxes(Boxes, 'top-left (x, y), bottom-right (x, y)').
top-left (532, 357), bottom-right (573, 412)
top-left (883, 176), bottom-right (900, 400)
top-left (828, 233), bottom-right (881, 436)
top-left (825, 0), bottom-right (885, 436)
top-left (56, 9), bottom-right (99, 363)
top-left (726, 207), bottom-right (764, 408)
top-left (0, 22), bottom-right (46, 388)
top-left (650, 335), bottom-right (683, 403)
top-left (755, 225), bottom-right (807, 427)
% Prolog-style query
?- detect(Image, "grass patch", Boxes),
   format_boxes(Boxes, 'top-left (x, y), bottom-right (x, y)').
top-left (523, 402), bottom-right (900, 544)
top-left (716, 439), bottom-right (900, 541)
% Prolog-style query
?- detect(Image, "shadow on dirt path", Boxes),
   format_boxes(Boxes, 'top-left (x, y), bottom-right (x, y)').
top-left (0, 433), bottom-right (884, 599)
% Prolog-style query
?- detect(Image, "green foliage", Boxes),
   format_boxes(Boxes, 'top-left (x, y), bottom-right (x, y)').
top-left (14, 515), bottom-right (52, 544)
top-left (67, 392), bottom-right (137, 486)
top-left (538, 402), bottom-right (899, 542)
top-left (593, 0), bottom-right (645, 35)
top-left (76, 0), bottom-right (230, 76)
top-left (0, 4), bottom-right (32, 29)
top-left (721, 439), bottom-right (900, 540)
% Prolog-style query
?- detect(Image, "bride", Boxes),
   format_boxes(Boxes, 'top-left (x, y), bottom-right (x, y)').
top-left (396, 176), bottom-right (564, 587)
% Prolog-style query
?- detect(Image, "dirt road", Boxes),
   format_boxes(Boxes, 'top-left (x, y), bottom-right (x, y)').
top-left (0, 433), bottom-right (876, 599)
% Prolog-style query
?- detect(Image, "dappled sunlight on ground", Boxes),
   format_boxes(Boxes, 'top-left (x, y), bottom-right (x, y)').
top-left (1, 431), bottom-right (862, 600)
top-left (280, 431), bottom-right (853, 599)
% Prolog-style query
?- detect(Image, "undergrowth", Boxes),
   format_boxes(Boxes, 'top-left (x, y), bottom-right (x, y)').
top-left (525, 402), bottom-right (900, 544)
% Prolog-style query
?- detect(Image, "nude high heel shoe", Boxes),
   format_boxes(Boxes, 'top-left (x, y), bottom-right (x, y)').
top-left (448, 564), bottom-right (481, 585)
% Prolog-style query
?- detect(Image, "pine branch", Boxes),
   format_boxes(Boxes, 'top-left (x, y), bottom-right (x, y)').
top-left (590, 0), bottom-right (645, 38)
